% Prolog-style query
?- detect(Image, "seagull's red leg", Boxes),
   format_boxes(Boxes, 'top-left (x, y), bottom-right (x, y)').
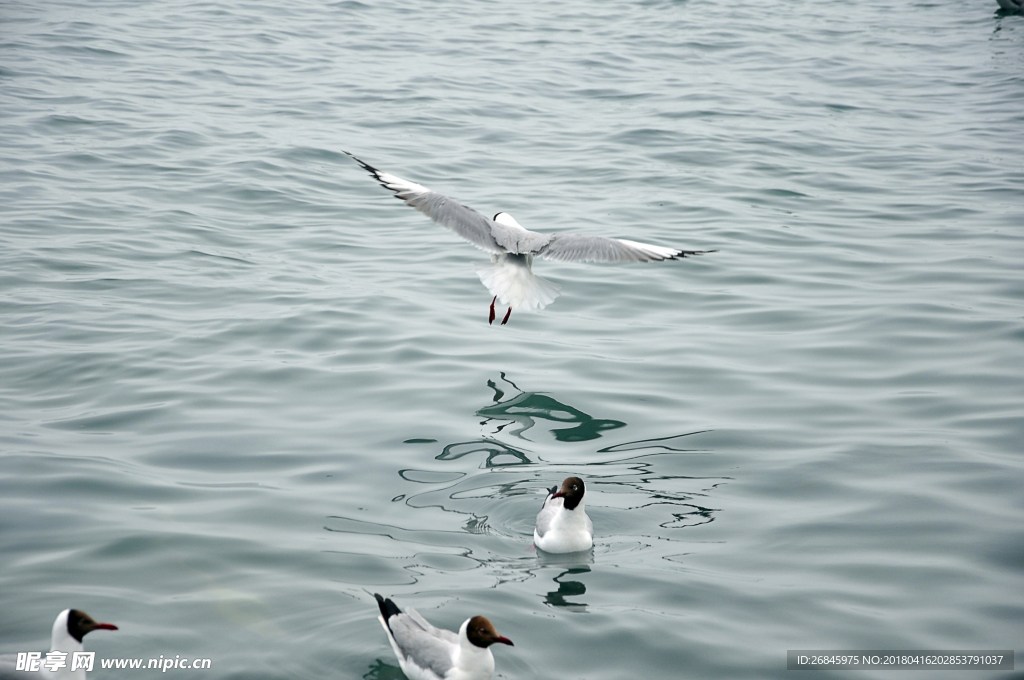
top-left (489, 296), bottom-right (496, 325)
top-left (501, 307), bottom-right (512, 325)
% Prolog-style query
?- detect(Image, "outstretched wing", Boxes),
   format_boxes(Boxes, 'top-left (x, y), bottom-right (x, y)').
top-left (537, 233), bottom-right (714, 263)
top-left (346, 152), bottom-right (504, 255)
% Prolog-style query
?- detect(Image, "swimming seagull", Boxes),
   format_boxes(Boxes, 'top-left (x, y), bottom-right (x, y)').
top-left (345, 152), bottom-right (714, 325)
top-left (374, 594), bottom-right (512, 680)
top-left (534, 476), bottom-right (593, 553)
top-left (0, 609), bottom-right (118, 680)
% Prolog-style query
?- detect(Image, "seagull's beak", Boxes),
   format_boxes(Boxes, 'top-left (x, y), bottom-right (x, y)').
top-left (93, 623), bottom-right (118, 631)
top-left (495, 636), bottom-right (514, 646)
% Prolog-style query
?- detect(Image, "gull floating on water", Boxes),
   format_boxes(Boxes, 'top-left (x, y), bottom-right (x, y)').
top-left (374, 594), bottom-right (513, 680)
top-left (0, 609), bottom-right (117, 680)
top-left (346, 152), bottom-right (713, 325)
top-left (534, 476), bottom-right (593, 553)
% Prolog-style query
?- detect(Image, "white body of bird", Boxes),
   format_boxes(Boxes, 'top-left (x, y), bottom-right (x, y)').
top-left (534, 477), bottom-right (594, 553)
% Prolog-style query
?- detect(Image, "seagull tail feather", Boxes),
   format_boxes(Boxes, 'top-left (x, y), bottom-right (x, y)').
top-left (476, 256), bottom-right (561, 312)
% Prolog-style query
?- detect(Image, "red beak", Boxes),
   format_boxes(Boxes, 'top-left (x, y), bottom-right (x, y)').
top-left (94, 623), bottom-right (118, 631)
top-left (551, 491), bottom-right (565, 499)
top-left (495, 636), bottom-right (513, 646)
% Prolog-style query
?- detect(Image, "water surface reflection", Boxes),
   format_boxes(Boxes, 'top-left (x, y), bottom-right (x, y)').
top-left (543, 566), bottom-right (591, 611)
top-left (477, 373), bottom-right (626, 442)
top-left (362, 658), bottom-right (404, 680)
top-left (436, 439), bottom-right (532, 467)
top-left (326, 375), bottom-right (722, 620)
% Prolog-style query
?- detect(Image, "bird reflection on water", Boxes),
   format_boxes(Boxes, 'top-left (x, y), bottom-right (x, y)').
top-left (476, 373), bottom-right (626, 442)
top-left (435, 438), bottom-right (533, 468)
top-left (432, 374), bottom-right (631, 468)
top-left (362, 657), bottom-right (406, 680)
top-left (542, 566), bottom-right (591, 611)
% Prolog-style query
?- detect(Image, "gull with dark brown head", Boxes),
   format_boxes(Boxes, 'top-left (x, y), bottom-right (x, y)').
top-left (346, 153), bottom-right (714, 325)
top-left (0, 609), bottom-right (118, 680)
top-left (534, 476), bottom-right (593, 554)
top-left (374, 594), bottom-right (513, 680)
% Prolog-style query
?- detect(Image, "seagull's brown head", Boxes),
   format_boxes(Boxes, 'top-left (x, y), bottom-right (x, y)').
top-left (551, 476), bottom-right (586, 511)
top-left (466, 616), bottom-right (513, 648)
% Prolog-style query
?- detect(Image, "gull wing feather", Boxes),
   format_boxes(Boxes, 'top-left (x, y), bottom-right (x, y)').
top-left (535, 490), bottom-right (561, 539)
top-left (404, 607), bottom-right (459, 645)
top-left (535, 506), bottom-right (556, 539)
top-left (346, 153), bottom-right (503, 255)
top-left (537, 234), bottom-right (714, 263)
top-left (387, 609), bottom-right (456, 678)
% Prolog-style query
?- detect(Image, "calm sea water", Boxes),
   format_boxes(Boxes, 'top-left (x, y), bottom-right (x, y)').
top-left (1, 1), bottom-right (1022, 678)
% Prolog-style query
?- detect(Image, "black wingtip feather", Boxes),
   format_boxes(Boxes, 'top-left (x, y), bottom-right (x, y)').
top-left (343, 151), bottom-right (388, 184)
top-left (374, 593), bottom-right (402, 627)
top-left (674, 249), bottom-right (717, 259)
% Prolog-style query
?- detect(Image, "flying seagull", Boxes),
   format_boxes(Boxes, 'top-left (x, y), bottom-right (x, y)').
top-left (346, 152), bottom-right (713, 325)
top-left (534, 476), bottom-right (594, 554)
top-left (0, 609), bottom-right (117, 680)
top-left (374, 594), bottom-right (513, 680)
